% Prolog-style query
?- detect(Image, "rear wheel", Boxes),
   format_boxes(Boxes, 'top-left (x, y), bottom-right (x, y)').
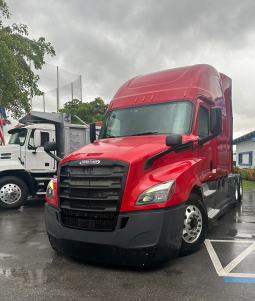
top-left (0, 176), bottom-right (28, 209)
top-left (234, 181), bottom-right (238, 206)
top-left (180, 193), bottom-right (208, 256)
top-left (238, 176), bottom-right (243, 202)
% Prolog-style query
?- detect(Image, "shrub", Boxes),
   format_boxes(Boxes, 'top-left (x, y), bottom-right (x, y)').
top-left (233, 166), bottom-right (255, 181)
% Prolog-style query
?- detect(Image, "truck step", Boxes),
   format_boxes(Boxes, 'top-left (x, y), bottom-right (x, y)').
top-left (202, 183), bottom-right (217, 198)
top-left (36, 192), bottom-right (46, 195)
top-left (207, 208), bottom-right (220, 219)
top-left (204, 189), bottom-right (217, 197)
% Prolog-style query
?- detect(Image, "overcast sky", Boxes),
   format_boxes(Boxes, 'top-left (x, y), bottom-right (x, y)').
top-left (2, 0), bottom-right (255, 140)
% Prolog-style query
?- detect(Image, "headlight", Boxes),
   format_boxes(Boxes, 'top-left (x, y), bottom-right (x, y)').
top-left (135, 180), bottom-right (176, 206)
top-left (46, 180), bottom-right (54, 201)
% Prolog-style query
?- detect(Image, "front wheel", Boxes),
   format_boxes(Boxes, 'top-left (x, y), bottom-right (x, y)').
top-left (0, 176), bottom-right (28, 209)
top-left (179, 193), bottom-right (208, 256)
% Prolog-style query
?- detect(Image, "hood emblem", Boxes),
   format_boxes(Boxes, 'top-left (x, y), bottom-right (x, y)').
top-left (79, 159), bottom-right (100, 165)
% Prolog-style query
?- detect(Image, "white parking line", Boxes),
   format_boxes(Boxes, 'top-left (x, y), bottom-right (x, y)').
top-left (205, 239), bottom-right (255, 278)
top-left (223, 244), bottom-right (255, 274)
top-left (204, 240), bottom-right (224, 275)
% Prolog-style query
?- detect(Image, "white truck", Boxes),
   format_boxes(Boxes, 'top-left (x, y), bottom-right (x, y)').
top-left (0, 111), bottom-right (96, 209)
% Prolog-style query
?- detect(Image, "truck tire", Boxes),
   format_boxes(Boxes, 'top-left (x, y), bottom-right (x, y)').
top-left (179, 193), bottom-right (208, 256)
top-left (238, 176), bottom-right (243, 202)
top-left (0, 176), bottom-right (28, 209)
top-left (234, 181), bottom-right (238, 206)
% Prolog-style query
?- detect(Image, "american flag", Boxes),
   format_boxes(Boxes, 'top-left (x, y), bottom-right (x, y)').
top-left (0, 105), bottom-right (7, 146)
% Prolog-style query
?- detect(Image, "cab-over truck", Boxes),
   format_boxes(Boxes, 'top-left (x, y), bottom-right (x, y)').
top-left (44, 64), bottom-right (243, 266)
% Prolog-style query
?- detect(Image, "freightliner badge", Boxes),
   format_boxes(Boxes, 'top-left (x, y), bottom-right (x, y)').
top-left (79, 159), bottom-right (100, 164)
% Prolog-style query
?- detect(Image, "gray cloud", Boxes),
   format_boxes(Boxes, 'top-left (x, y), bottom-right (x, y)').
top-left (3, 0), bottom-right (255, 140)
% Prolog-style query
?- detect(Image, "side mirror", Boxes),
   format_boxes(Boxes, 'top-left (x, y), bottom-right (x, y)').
top-left (166, 134), bottom-right (182, 147)
top-left (44, 141), bottom-right (61, 163)
top-left (210, 107), bottom-right (222, 134)
top-left (90, 123), bottom-right (96, 143)
top-left (44, 141), bottom-right (57, 152)
top-left (34, 130), bottom-right (41, 148)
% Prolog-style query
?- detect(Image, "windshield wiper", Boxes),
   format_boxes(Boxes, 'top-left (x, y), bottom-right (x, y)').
top-left (131, 132), bottom-right (158, 136)
top-left (105, 134), bottom-right (116, 138)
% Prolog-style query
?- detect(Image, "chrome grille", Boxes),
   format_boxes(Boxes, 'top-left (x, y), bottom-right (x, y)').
top-left (58, 160), bottom-right (128, 213)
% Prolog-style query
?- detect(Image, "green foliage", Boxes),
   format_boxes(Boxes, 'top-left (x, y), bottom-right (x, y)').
top-left (0, 0), bottom-right (55, 119)
top-left (59, 97), bottom-right (108, 124)
top-left (243, 180), bottom-right (255, 190)
top-left (3, 119), bottom-right (10, 126)
top-left (0, 0), bottom-right (10, 18)
top-left (233, 166), bottom-right (255, 181)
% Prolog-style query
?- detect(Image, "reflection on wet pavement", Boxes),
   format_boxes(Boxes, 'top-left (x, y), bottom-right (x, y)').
top-left (0, 191), bottom-right (254, 300)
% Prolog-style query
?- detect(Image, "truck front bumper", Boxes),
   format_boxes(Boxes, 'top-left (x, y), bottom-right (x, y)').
top-left (45, 202), bottom-right (186, 267)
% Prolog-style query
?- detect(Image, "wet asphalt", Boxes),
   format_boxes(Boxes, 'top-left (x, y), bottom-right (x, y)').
top-left (0, 192), bottom-right (255, 301)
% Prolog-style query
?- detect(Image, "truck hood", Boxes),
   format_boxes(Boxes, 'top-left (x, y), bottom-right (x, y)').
top-left (0, 144), bottom-right (20, 157)
top-left (61, 135), bottom-right (192, 164)
top-left (0, 144), bottom-right (24, 171)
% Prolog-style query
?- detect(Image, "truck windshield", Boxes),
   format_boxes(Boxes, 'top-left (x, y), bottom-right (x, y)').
top-left (99, 101), bottom-right (193, 139)
top-left (8, 129), bottom-right (27, 146)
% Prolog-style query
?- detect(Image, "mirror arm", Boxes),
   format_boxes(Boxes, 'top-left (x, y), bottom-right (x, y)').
top-left (45, 151), bottom-right (61, 163)
top-left (144, 145), bottom-right (179, 170)
top-left (144, 140), bottom-right (194, 170)
top-left (198, 130), bottom-right (222, 146)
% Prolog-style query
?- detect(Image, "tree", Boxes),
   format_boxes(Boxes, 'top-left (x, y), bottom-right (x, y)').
top-left (0, 0), bottom-right (55, 119)
top-left (59, 97), bottom-right (108, 124)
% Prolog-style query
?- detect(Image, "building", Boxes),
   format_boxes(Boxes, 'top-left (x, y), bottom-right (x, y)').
top-left (233, 130), bottom-right (255, 168)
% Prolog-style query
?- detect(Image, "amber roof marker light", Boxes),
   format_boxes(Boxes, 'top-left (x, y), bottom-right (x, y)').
top-left (142, 96), bottom-right (146, 102)
top-left (151, 95), bottom-right (154, 101)
top-left (135, 97), bottom-right (138, 103)
top-left (184, 90), bottom-right (186, 97)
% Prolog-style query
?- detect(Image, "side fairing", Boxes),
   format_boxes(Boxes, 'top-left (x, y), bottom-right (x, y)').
top-left (220, 73), bottom-right (232, 174)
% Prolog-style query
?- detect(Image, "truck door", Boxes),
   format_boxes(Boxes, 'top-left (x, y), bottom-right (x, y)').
top-left (25, 130), bottom-right (55, 173)
top-left (195, 100), bottom-right (214, 183)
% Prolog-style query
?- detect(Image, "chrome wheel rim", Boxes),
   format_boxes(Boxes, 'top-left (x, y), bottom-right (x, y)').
top-left (240, 181), bottom-right (243, 197)
top-left (0, 183), bottom-right (21, 204)
top-left (183, 205), bottom-right (202, 243)
top-left (235, 183), bottom-right (238, 201)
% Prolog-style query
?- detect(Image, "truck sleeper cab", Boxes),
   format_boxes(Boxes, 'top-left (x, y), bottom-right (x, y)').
top-left (45, 64), bottom-right (243, 267)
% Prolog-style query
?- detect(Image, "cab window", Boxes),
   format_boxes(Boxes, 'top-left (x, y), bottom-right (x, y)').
top-left (198, 106), bottom-right (209, 138)
top-left (28, 130), bottom-right (35, 149)
top-left (41, 132), bottom-right (49, 146)
top-left (28, 130), bottom-right (49, 149)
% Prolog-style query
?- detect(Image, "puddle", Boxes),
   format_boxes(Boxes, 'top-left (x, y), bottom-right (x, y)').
top-left (0, 253), bottom-right (13, 259)
top-left (0, 267), bottom-right (46, 286)
top-left (235, 219), bottom-right (255, 224)
top-left (27, 242), bottom-right (49, 249)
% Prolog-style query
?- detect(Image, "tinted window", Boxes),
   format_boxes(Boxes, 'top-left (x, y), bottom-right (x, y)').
top-left (198, 106), bottom-right (209, 138)
top-left (41, 132), bottom-right (49, 146)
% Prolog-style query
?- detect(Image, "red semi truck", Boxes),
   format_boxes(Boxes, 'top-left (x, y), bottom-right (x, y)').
top-left (44, 64), bottom-right (243, 266)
